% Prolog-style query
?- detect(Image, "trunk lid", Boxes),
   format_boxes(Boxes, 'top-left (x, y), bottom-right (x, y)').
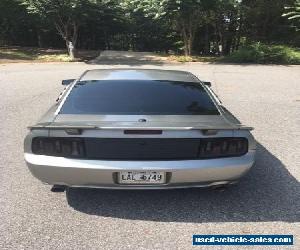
top-left (49, 114), bottom-right (245, 130)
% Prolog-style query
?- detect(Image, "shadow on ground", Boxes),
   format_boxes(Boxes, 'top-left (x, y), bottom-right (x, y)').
top-left (67, 143), bottom-right (300, 223)
top-left (86, 51), bottom-right (172, 66)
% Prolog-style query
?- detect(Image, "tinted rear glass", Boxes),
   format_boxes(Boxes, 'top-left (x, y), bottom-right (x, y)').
top-left (60, 80), bottom-right (219, 115)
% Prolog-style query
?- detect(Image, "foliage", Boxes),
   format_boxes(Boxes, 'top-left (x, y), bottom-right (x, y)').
top-left (124, 0), bottom-right (219, 55)
top-left (120, 1), bottom-right (177, 52)
top-left (224, 42), bottom-right (300, 64)
top-left (0, 0), bottom-right (300, 62)
top-left (283, 0), bottom-right (300, 30)
top-left (0, 0), bottom-right (37, 46)
top-left (23, 0), bottom-right (90, 50)
top-left (283, 0), bottom-right (300, 20)
top-left (22, 0), bottom-right (117, 57)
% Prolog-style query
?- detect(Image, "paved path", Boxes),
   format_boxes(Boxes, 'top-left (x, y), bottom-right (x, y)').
top-left (1, 52), bottom-right (299, 249)
top-left (89, 50), bottom-right (170, 65)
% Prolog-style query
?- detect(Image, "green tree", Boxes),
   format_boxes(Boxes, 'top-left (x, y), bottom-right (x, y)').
top-left (210, 0), bottom-right (241, 55)
top-left (23, 0), bottom-right (108, 58)
top-left (1, 0), bottom-right (299, 55)
top-left (126, 0), bottom-right (218, 56)
top-left (0, 0), bottom-right (36, 46)
top-left (283, 0), bottom-right (300, 30)
top-left (121, 0), bottom-right (177, 52)
top-left (241, 0), bottom-right (296, 44)
top-left (283, 0), bottom-right (300, 20)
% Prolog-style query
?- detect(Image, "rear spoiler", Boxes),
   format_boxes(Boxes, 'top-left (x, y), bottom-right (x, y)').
top-left (28, 124), bottom-right (254, 131)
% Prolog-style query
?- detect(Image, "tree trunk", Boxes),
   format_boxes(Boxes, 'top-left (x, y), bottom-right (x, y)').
top-left (181, 22), bottom-right (194, 56)
top-left (54, 20), bottom-right (78, 60)
top-left (182, 30), bottom-right (189, 56)
top-left (187, 36), bottom-right (192, 56)
top-left (235, 12), bottom-right (243, 51)
top-left (218, 25), bottom-right (224, 55)
top-left (204, 24), bottom-right (209, 54)
top-left (66, 40), bottom-right (75, 60)
top-left (69, 45), bottom-right (75, 60)
top-left (37, 32), bottom-right (43, 48)
top-left (71, 22), bottom-right (78, 58)
top-left (223, 38), bottom-right (232, 55)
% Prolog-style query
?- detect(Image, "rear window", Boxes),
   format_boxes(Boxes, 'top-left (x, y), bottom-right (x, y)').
top-left (60, 80), bottom-right (219, 115)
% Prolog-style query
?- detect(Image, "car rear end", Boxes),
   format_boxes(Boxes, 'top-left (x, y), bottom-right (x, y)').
top-left (24, 69), bottom-right (256, 189)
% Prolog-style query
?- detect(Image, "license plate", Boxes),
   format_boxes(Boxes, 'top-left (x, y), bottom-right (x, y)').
top-left (119, 171), bottom-right (166, 184)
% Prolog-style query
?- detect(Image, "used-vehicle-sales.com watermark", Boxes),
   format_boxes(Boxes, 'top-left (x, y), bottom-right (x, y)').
top-left (192, 235), bottom-right (293, 246)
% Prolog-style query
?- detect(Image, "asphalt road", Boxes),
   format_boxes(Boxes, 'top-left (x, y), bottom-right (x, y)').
top-left (1, 54), bottom-right (299, 249)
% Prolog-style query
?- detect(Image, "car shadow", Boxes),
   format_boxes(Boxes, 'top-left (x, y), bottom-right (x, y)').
top-left (66, 143), bottom-right (300, 223)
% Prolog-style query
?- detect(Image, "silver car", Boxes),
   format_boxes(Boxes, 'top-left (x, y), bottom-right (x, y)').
top-left (24, 69), bottom-right (256, 190)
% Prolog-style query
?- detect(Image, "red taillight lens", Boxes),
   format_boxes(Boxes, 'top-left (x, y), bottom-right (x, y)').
top-left (199, 138), bottom-right (248, 158)
top-left (32, 137), bottom-right (85, 158)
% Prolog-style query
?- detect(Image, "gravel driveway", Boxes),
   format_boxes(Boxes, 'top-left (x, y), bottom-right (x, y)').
top-left (1, 53), bottom-right (299, 249)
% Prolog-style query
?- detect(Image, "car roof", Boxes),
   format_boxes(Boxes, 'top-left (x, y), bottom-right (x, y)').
top-left (79, 69), bottom-right (199, 83)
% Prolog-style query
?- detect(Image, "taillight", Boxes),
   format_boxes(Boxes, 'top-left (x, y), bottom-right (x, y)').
top-left (31, 137), bottom-right (248, 159)
top-left (199, 138), bottom-right (248, 158)
top-left (32, 137), bottom-right (85, 158)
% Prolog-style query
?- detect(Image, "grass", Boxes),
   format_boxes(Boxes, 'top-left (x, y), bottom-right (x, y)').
top-left (223, 43), bottom-right (300, 64)
top-left (2, 45), bottom-right (299, 64)
top-left (36, 54), bottom-right (73, 62)
top-left (0, 47), bottom-right (99, 63)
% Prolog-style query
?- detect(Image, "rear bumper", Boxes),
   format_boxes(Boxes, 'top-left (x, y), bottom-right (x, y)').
top-left (24, 151), bottom-right (255, 189)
